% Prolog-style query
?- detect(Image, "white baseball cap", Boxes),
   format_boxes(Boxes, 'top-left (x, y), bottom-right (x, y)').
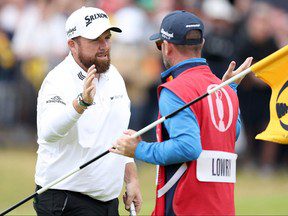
top-left (65, 7), bottom-right (122, 40)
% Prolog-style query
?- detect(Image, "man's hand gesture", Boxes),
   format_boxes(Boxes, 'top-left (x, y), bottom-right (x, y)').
top-left (83, 64), bottom-right (97, 104)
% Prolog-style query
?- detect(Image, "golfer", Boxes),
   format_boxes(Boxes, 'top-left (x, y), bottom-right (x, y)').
top-left (111, 10), bottom-right (252, 215)
top-left (34, 7), bottom-right (142, 215)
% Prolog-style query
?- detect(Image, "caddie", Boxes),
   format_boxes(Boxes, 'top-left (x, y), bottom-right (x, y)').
top-left (111, 10), bottom-right (252, 215)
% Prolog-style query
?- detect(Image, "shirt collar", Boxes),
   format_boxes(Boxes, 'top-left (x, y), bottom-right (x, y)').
top-left (66, 52), bottom-right (110, 82)
top-left (161, 58), bottom-right (207, 83)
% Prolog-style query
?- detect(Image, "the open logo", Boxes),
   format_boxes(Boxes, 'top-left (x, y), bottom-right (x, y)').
top-left (276, 80), bottom-right (288, 131)
top-left (207, 84), bottom-right (233, 132)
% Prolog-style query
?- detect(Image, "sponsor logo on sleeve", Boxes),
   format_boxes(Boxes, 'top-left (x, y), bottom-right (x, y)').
top-left (77, 71), bottom-right (86, 80)
top-left (46, 96), bottom-right (66, 105)
top-left (110, 94), bottom-right (123, 100)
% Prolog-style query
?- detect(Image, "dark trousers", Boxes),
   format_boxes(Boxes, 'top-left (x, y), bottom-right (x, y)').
top-left (33, 185), bottom-right (119, 216)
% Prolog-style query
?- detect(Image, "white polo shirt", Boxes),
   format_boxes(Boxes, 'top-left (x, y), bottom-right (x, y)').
top-left (35, 53), bottom-right (133, 201)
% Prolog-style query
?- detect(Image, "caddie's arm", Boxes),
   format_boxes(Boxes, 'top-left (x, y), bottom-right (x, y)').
top-left (222, 57), bottom-right (253, 140)
top-left (222, 57), bottom-right (253, 84)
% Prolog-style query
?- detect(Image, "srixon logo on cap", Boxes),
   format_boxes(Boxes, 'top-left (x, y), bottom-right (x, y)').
top-left (85, 13), bottom-right (108, 27)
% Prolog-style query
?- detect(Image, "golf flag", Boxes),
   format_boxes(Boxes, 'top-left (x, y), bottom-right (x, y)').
top-left (250, 45), bottom-right (288, 144)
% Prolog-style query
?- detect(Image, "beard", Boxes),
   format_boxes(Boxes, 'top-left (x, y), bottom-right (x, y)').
top-left (78, 49), bottom-right (111, 74)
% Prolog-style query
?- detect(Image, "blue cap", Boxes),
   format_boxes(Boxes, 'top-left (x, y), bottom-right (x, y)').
top-left (150, 10), bottom-right (204, 45)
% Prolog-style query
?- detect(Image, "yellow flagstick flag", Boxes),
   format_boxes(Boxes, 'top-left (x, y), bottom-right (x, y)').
top-left (250, 45), bottom-right (288, 144)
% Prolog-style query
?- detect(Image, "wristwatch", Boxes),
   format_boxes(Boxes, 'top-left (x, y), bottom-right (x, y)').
top-left (77, 93), bottom-right (93, 108)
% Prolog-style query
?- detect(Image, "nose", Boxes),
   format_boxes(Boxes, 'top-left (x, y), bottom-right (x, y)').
top-left (99, 38), bottom-right (109, 50)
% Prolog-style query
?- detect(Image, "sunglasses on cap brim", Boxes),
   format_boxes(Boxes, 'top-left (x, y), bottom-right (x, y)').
top-left (155, 40), bottom-right (163, 51)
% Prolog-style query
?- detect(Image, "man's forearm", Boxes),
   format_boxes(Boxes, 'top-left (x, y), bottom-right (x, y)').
top-left (124, 162), bottom-right (142, 213)
top-left (124, 162), bottom-right (139, 184)
top-left (39, 101), bottom-right (81, 142)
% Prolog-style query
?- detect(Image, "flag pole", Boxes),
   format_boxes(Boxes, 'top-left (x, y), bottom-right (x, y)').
top-left (131, 67), bottom-right (252, 137)
top-left (0, 150), bottom-right (136, 216)
top-left (1, 67), bottom-right (252, 216)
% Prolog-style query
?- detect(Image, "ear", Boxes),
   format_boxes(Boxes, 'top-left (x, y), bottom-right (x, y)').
top-left (67, 39), bottom-right (77, 53)
top-left (163, 40), bottom-right (172, 56)
top-left (201, 38), bottom-right (205, 48)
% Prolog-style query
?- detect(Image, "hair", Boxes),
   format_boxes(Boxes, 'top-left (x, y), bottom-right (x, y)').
top-left (72, 36), bottom-right (80, 45)
top-left (174, 30), bottom-right (203, 55)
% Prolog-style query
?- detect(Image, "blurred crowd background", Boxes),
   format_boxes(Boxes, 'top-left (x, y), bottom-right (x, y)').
top-left (0, 0), bottom-right (287, 175)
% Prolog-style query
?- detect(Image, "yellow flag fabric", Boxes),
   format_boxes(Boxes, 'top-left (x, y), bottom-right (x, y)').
top-left (250, 45), bottom-right (288, 144)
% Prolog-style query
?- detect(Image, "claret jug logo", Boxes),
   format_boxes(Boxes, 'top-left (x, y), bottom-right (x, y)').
top-left (276, 80), bottom-right (288, 131)
top-left (207, 84), bottom-right (233, 132)
top-left (85, 13), bottom-right (108, 27)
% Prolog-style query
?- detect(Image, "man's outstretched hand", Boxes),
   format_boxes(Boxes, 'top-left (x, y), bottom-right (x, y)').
top-left (222, 57), bottom-right (253, 85)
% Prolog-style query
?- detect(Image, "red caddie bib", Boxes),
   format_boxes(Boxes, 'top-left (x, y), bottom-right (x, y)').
top-left (152, 65), bottom-right (239, 215)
